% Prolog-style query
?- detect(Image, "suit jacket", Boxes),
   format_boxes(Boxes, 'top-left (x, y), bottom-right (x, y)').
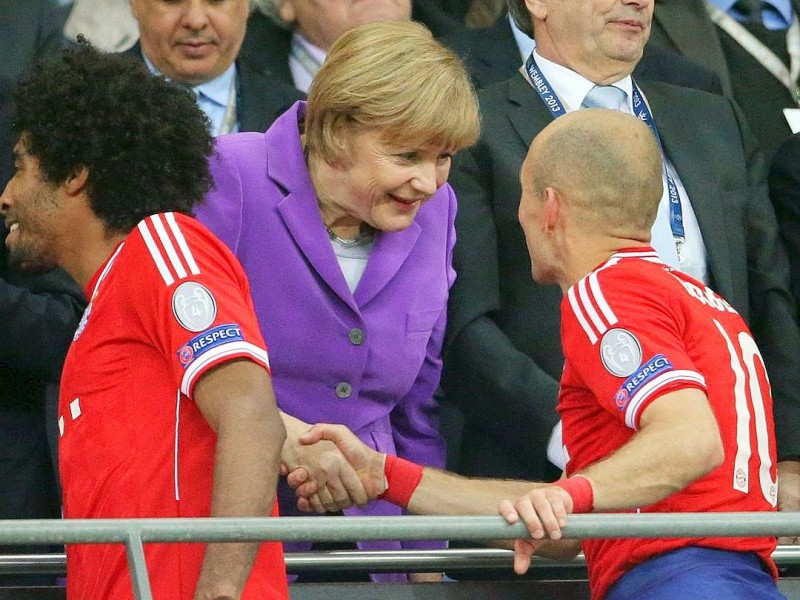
top-left (443, 73), bottom-right (800, 483)
top-left (239, 14), bottom-right (294, 90)
top-left (126, 43), bottom-right (303, 133)
top-left (415, 0), bottom-right (470, 23)
top-left (411, 0), bottom-right (468, 38)
top-left (195, 101), bottom-right (449, 569)
top-left (442, 13), bottom-right (521, 89)
top-left (770, 133), bottom-right (800, 308)
top-left (236, 55), bottom-right (304, 133)
top-left (0, 0), bottom-right (67, 82)
top-left (444, 12), bottom-right (723, 94)
top-left (650, 0), bottom-right (800, 158)
top-left (650, 0), bottom-right (800, 92)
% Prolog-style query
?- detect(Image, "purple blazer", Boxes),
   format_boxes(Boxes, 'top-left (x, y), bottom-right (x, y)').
top-left (196, 102), bottom-right (452, 576)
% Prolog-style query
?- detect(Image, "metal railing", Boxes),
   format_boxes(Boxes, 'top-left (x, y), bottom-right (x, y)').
top-left (0, 513), bottom-right (798, 599)
top-left (7, 545), bottom-right (800, 575)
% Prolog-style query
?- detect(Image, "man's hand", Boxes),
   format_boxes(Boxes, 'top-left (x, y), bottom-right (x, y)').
top-left (498, 486), bottom-right (574, 574)
top-left (778, 459), bottom-right (800, 544)
top-left (287, 423), bottom-right (387, 512)
top-left (281, 414), bottom-right (368, 512)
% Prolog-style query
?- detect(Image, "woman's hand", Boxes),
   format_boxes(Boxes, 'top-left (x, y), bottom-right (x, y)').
top-left (287, 422), bottom-right (388, 512)
top-left (280, 413), bottom-right (368, 512)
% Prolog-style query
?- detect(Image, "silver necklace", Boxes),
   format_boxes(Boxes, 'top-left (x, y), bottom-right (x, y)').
top-left (325, 224), bottom-right (374, 248)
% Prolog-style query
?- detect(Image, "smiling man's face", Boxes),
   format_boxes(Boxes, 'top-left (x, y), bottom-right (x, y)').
top-left (0, 137), bottom-right (64, 274)
top-left (532, 0), bottom-right (653, 80)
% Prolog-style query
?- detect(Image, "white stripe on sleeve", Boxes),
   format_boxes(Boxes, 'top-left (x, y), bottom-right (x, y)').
top-left (180, 341), bottom-right (270, 396)
top-left (151, 214), bottom-right (188, 279)
top-left (137, 220), bottom-right (175, 285)
top-left (166, 212), bottom-right (201, 276)
top-left (568, 285), bottom-right (598, 345)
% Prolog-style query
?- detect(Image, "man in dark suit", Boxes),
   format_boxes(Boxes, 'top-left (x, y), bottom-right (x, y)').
top-left (0, 0), bottom-right (68, 82)
top-left (129, 0), bottom-right (302, 135)
top-left (0, 75), bottom-right (85, 578)
top-left (442, 0), bottom-right (800, 513)
top-left (649, 0), bottom-right (800, 161)
top-left (444, 7), bottom-right (723, 94)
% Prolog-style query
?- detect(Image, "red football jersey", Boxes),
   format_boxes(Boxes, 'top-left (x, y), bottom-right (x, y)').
top-left (59, 213), bottom-right (288, 600)
top-left (559, 248), bottom-right (777, 600)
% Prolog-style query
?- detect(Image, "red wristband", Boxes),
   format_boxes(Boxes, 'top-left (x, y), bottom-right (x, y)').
top-left (552, 475), bottom-right (594, 513)
top-left (378, 454), bottom-right (424, 508)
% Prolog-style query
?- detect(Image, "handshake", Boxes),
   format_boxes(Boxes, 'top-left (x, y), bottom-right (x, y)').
top-left (280, 419), bottom-right (391, 514)
top-left (279, 415), bottom-right (588, 573)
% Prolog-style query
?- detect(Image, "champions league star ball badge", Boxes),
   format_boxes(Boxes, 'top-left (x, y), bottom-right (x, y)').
top-left (600, 328), bottom-right (643, 378)
top-left (171, 281), bottom-right (217, 332)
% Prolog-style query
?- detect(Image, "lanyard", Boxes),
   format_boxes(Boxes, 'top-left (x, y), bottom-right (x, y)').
top-left (706, 2), bottom-right (800, 105)
top-left (522, 53), bottom-right (686, 254)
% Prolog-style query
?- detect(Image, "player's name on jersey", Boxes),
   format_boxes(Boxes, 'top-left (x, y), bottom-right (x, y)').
top-left (676, 277), bottom-right (736, 314)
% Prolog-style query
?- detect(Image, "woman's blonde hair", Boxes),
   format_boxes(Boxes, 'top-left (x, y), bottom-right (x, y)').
top-left (305, 20), bottom-right (480, 164)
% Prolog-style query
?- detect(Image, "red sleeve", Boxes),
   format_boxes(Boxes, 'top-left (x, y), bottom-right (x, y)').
top-left (125, 213), bottom-right (269, 397)
top-left (561, 264), bottom-right (707, 430)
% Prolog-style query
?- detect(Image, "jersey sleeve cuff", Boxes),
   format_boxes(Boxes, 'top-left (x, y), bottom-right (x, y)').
top-left (180, 341), bottom-right (270, 397)
top-left (626, 369), bottom-right (706, 430)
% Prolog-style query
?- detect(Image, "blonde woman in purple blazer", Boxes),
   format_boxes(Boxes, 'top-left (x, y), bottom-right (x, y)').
top-left (195, 21), bottom-right (479, 582)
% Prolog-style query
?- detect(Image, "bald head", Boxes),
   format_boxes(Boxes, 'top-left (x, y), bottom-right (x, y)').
top-left (522, 108), bottom-right (663, 240)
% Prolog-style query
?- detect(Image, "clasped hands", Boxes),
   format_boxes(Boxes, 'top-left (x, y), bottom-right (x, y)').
top-left (281, 418), bottom-right (578, 573)
top-left (280, 416), bottom-right (386, 513)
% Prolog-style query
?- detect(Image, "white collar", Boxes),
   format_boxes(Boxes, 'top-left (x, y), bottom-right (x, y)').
top-left (531, 48), bottom-right (635, 113)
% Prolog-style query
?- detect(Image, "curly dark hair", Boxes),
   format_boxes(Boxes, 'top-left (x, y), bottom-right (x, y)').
top-left (12, 44), bottom-right (213, 233)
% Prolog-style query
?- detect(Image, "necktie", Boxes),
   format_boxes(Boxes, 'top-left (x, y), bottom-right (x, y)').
top-left (734, 0), bottom-right (763, 23)
top-left (581, 85), bottom-right (628, 110)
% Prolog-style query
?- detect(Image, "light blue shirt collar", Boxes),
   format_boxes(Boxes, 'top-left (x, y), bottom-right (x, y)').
top-left (141, 54), bottom-right (238, 135)
top-left (707, 0), bottom-right (794, 30)
top-left (194, 63), bottom-right (236, 108)
top-left (141, 53), bottom-right (236, 107)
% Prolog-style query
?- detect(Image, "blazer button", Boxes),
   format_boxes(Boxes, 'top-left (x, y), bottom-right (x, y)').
top-left (335, 382), bottom-right (352, 399)
top-left (348, 328), bottom-right (364, 345)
